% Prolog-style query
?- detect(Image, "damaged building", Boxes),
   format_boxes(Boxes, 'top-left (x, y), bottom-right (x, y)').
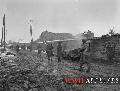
top-left (84, 34), bottom-right (120, 62)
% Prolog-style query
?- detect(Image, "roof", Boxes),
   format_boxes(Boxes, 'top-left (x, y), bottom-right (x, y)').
top-left (37, 39), bottom-right (77, 43)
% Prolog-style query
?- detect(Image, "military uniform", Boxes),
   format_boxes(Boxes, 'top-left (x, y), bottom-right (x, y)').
top-left (16, 45), bottom-right (20, 53)
top-left (21, 44), bottom-right (26, 50)
top-left (57, 42), bottom-right (62, 62)
top-left (37, 45), bottom-right (42, 57)
top-left (46, 43), bottom-right (54, 61)
top-left (79, 40), bottom-right (91, 73)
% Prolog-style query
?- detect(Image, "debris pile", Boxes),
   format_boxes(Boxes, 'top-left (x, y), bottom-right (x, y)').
top-left (0, 52), bottom-right (65, 91)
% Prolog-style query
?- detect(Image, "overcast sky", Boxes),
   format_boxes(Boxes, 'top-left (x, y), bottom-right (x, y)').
top-left (0, 0), bottom-right (120, 42)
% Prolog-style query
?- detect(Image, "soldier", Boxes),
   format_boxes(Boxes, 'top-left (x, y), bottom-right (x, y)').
top-left (16, 44), bottom-right (20, 53)
top-left (21, 44), bottom-right (26, 50)
top-left (80, 39), bottom-right (87, 62)
top-left (37, 44), bottom-right (42, 57)
top-left (57, 42), bottom-right (63, 75)
top-left (46, 43), bottom-right (54, 72)
top-left (57, 42), bottom-right (62, 62)
top-left (46, 43), bottom-right (54, 61)
top-left (79, 40), bottom-right (90, 73)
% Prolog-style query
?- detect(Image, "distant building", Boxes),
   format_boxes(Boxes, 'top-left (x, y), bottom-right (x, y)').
top-left (82, 30), bottom-right (94, 39)
top-left (35, 30), bottom-right (75, 42)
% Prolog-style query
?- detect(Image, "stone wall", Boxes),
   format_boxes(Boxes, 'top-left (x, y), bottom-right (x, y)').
top-left (89, 35), bottom-right (120, 60)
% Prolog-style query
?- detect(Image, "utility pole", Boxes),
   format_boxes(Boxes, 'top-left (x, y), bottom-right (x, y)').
top-left (31, 38), bottom-right (33, 52)
top-left (29, 20), bottom-right (33, 51)
top-left (3, 14), bottom-right (6, 51)
top-left (1, 27), bottom-right (3, 47)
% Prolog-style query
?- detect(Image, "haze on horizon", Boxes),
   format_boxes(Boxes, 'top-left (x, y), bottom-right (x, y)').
top-left (0, 0), bottom-right (120, 42)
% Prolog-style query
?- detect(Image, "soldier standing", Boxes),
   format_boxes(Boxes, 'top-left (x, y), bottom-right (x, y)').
top-left (46, 43), bottom-right (54, 61)
top-left (37, 44), bottom-right (42, 57)
top-left (21, 44), bottom-right (26, 50)
top-left (57, 42), bottom-right (63, 75)
top-left (16, 44), bottom-right (20, 53)
top-left (57, 42), bottom-right (62, 62)
top-left (79, 39), bottom-right (90, 73)
top-left (46, 43), bottom-right (54, 72)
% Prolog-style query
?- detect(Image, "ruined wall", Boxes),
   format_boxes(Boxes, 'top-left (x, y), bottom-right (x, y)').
top-left (89, 35), bottom-right (120, 60)
top-left (90, 39), bottom-right (107, 60)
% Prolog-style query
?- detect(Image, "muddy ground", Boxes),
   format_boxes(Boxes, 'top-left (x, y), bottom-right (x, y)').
top-left (1, 51), bottom-right (120, 91)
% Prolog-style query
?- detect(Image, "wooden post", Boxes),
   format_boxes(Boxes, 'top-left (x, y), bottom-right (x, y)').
top-left (30, 38), bottom-right (33, 51)
top-left (3, 14), bottom-right (6, 51)
top-left (29, 20), bottom-right (33, 52)
top-left (3, 27), bottom-right (5, 50)
top-left (1, 27), bottom-right (3, 47)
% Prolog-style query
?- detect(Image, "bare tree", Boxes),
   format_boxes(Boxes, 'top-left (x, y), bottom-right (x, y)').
top-left (109, 26), bottom-right (115, 35)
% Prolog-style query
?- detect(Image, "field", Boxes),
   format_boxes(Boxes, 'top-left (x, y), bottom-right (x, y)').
top-left (0, 50), bottom-right (120, 91)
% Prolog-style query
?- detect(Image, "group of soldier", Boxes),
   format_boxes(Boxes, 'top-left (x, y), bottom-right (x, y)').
top-left (11, 44), bottom-right (36, 53)
top-left (10, 40), bottom-right (91, 73)
top-left (10, 44), bottom-right (29, 52)
top-left (36, 42), bottom-right (63, 74)
top-left (7, 38), bottom-right (118, 76)
top-left (43, 42), bottom-right (63, 63)
top-left (12, 42), bottom-right (63, 63)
